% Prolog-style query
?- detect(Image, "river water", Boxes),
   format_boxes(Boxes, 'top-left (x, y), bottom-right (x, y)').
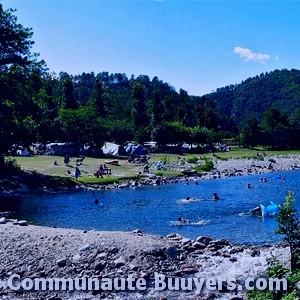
top-left (1, 170), bottom-right (299, 245)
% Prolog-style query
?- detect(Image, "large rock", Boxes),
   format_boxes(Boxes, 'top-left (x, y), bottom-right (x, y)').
top-left (129, 263), bottom-right (139, 271)
top-left (180, 263), bottom-right (198, 274)
top-left (114, 257), bottom-right (126, 268)
top-left (192, 241), bottom-right (207, 250)
top-left (229, 247), bottom-right (244, 254)
top-left (207, 238), bottom-right (230, 250)
top-left (57, 259), bottom-right (67, 267)
top-left (18, 220), bottom-right (28, 226)
top-left (110, 247), bottom-right (119, 254)
top-left (196, 236), bottom-right (213, 245)
top-left (72, 254), bottom-right (81, 263)
top-left (181, 237), bottom-right (191, 245)
top-left (97, 252), bottom-right (108, 259)
top-left (94, 260), bottom-right (106, 272)
top-left (79, 244), bottom-right (90, 251)
top-left (0, 217), bottom-right (6, 224)
top-left (164, 246), bottom-right (179, 259)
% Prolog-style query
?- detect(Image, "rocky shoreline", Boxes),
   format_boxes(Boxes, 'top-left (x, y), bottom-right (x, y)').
top-left (83, 154), bottom-right (300, 191)
top-left (0, 220), bottom-right (290, 300)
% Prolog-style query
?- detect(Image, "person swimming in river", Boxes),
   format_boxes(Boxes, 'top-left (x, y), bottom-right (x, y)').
top-left (250, 205), bottom-right (262, 216)
top-left (185, 197), bottom-right (191, 201)
top-left (94, 198), bottom-right (99, 205)
top-left (178, 216), bottom-right (189, 224)
top-left (246, 183), bottom-right (252, 189)
top-left (212, 193), bottom-right (220, 200)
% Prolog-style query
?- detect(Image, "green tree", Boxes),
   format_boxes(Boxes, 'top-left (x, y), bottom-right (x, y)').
top-left (288, 108), bottom-right (300, 149)
top-left (59, 106), bottom-right (106, 146)
top-left (62, 78), bottom-right (78, 109)
top-left (153, 122), bottom-right (189, 145)
top-left (262, 107), bottom-right (289, 149)
top-left (104, 119), bottom-right (133, 145)
top-left (177, 89), bottom-right (192, 127)
top-left (89, 76), bottom-right (107, 117)
top-left (0, 4), bottom-right (45, 166)
top-left (0, 4), bottom-right (36, 69)
top-left (150, 77), bottom-right (166, 127)
top-left (33, 87), bottom-right (60, 143)
top-left (131, 81), bottom-right (150, 142)
top-left (191, 126), bottom-right (216, 145)
top-left (276, 192), bottom-right (300, 271)
top-left (240, 116), bottom-right (261, 148)
top-left (289, 108), bottom-right (300, 130)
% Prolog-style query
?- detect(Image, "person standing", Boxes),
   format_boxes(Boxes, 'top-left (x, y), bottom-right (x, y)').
top-left (75, 167), bottom-right (81, 180)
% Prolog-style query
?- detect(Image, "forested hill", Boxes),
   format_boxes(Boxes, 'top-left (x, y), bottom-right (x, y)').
top-left (2, 2), bottom-right (300, 166)
top-left (205, 69), bottom-right (300, 126)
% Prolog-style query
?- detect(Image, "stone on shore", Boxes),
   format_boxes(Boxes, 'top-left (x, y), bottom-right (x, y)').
top-left (114, 256), bottom-right (126, 268)
top-left (17, 220), bottom-right (28, 226)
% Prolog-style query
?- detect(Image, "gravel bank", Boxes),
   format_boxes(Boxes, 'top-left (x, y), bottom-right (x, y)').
top-left (0, 220), bottom-right (290, 300)
top-left (84, 154), bottom-right (300, 190)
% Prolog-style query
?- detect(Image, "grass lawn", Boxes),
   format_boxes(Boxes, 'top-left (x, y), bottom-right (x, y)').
top-left (14, 155), bottom-right (140, 180)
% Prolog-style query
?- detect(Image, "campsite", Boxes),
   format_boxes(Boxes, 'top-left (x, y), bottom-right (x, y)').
top-left (1, 1), bottom-right (300, 300)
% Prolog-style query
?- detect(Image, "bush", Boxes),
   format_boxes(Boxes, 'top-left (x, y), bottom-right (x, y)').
top-left (193, 159), bottom-right (214, 172)
top-left (276, 192), bottom-right (300, 271)
top-left (1, 158), bottom-right (21, 175)
top-left (187, 156), bottom-right (198, 164)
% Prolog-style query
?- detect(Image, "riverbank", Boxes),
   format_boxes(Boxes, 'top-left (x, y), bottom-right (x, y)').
top-left (1, 153), bottom-right (300, 195)
top-left (0, 220), bottom-right (290, 300)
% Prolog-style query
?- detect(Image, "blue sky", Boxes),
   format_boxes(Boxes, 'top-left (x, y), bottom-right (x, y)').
top-left (2, 0), bottom-right (300, 95)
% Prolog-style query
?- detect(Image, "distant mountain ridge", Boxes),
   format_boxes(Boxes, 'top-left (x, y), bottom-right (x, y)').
top-left (205, 69), bottom-right (300, 126)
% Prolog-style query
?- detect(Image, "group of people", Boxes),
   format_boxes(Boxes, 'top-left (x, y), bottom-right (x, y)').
top-left (128, 154), bottom-right (149, 164)
top-left (260, 177), bottom-right (268, 183)
top-left (184, 193), bottom-right (220, 202)
top-left (56, 156), bottom-right (115, 181)
top-left (94, 164), bottom-right (111, 178)
top-left (177, 216), bottom-right (190, 224)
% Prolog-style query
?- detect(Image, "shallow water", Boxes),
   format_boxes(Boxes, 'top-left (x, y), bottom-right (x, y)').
top-left (1, 170), bottom-right (299, 244)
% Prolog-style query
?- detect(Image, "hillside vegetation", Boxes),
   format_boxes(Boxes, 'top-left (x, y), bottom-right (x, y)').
top-left (207, 69), bottom-right (300, 127)
top-left (1, 2), bottom-right (300, 171)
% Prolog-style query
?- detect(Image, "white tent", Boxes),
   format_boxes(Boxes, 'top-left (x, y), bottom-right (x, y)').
top-left (101, 142), bottom-right (123, 156)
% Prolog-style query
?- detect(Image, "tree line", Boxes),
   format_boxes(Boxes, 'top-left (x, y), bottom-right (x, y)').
top-left (1, 3), bottom-right (300, 165)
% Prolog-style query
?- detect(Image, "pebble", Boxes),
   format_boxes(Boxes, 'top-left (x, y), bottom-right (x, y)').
top-left (78, 244), bottom-right (90, 251)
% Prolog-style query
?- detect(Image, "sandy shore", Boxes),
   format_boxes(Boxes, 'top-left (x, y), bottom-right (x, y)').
top-left (0, 221), bottom-right (290, 300)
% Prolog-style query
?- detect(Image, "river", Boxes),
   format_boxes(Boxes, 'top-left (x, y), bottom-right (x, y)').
top-left (1, 170), bottom-right (299, 245)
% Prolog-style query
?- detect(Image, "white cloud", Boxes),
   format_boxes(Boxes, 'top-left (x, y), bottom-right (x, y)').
top-left (233, 47), bottom-right (271, 63)
top-left (275, 54), bottom-right (280, 61)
